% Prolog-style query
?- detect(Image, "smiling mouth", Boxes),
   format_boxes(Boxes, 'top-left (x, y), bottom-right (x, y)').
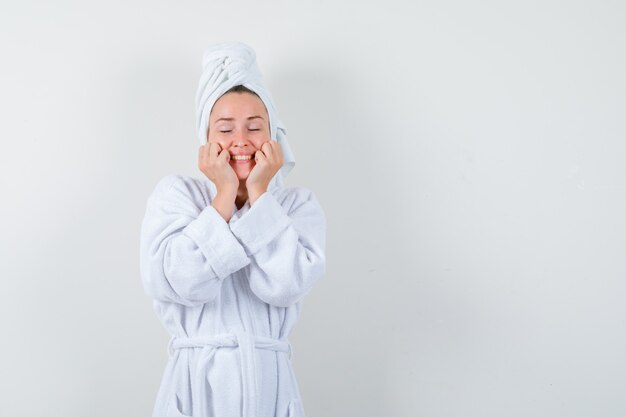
top-left (232, 154), bottom-right (253, 161)
top-left (231, 155), bottom-right (255, 164)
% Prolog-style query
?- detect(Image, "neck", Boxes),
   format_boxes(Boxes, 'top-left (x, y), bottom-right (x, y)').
top-left (235, 180), bottom-right (248, 209)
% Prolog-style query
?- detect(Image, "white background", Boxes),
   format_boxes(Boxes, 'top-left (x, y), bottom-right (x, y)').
top-left (1, 1), bottom-right (625, 416)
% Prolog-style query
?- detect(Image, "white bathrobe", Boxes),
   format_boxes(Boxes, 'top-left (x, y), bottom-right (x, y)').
top-left (140, 174), bottom-right (326, 417)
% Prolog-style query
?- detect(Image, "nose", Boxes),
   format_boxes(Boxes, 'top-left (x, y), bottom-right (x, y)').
top-left (232, 129), bottom-right (253, 147)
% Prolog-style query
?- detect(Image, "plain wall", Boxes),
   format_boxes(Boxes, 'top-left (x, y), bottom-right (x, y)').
top-left (1, 1), bottom-right (624, 416)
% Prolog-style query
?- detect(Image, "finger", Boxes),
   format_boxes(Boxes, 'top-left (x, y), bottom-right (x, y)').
top-left (263, 141), bottom-right (277, 162)
top-left (272, 140), bottom-right (282, 155)
top-left (219, 145), bottom-right (231, 162)
top-left (210, 142), bottom-right (224, 161)
top-left (254, 149), bottom-right (266, 162)
top-left (261, 141), bottom-right (273, 156)
top-left (268, 140), bottom-right (281, 156)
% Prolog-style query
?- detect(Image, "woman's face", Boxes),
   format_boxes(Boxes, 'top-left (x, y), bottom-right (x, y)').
top-left (207, 92), bottom-right (271, 180)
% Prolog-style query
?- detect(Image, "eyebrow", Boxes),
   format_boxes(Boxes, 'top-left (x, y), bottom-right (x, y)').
top-left (215, 116), bottom-right (265, 123)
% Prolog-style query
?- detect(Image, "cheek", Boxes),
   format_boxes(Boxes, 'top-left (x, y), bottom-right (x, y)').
top-left (207, 129), bottom-right (222, 143)
top-left (208, 137), bottom-right (226, 148)
top-left (252, 135), bottom-right (270, 148)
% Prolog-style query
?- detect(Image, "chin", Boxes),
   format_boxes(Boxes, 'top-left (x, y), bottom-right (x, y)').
top-left (235, 170), bottom-right (251, 180)
top-left (231, 162), bottom-right (254, 180)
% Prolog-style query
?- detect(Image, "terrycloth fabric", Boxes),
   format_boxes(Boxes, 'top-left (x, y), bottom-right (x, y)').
top-left (139, 174), bottom-right (326, 417)
top-left (195, 41), bottom-right (295, 191)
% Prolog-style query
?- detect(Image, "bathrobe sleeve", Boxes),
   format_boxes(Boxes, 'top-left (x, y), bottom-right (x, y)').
top-left (229, 188), bottom-right (327, 308)
top-left (139, 175), bottom-right (251, 307)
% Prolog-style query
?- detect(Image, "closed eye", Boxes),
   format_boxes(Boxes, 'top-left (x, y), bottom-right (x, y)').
top-left (220, 129), bottom-right (259, 133)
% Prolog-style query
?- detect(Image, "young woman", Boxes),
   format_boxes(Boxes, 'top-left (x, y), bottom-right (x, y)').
top-left (139, 42), bottom-right (326, 417)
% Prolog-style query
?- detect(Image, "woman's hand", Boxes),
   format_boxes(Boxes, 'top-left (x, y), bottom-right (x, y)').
top-left (246, 140), bottom-right (283, 201)
top-left (199, 142), bottom-right (239, 194)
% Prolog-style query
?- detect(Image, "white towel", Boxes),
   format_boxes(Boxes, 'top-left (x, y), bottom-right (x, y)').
top-left (195, 41), bottom-right (295, 190)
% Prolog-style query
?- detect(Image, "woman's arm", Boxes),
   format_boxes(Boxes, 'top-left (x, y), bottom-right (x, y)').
top-left (139, 175), bottom-right (250, 307)
top-left (229, 188), bottom-right (327, 308)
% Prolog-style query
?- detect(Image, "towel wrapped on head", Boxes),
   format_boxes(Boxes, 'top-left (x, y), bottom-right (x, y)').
top-left (195, 41), bottom-right (295, 190)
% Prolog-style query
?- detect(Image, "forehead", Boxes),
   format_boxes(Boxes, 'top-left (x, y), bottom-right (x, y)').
top-left (210, 92), bottom-right (268, 121)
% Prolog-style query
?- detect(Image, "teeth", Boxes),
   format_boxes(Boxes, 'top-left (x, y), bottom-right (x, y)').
top-left (232, 155), bottom-right (252, 160)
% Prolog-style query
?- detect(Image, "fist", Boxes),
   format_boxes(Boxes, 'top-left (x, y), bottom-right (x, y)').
top-left (246, 140), bottom-right (284, 194)
top-left (198, 142), bottom-right (239, 193)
